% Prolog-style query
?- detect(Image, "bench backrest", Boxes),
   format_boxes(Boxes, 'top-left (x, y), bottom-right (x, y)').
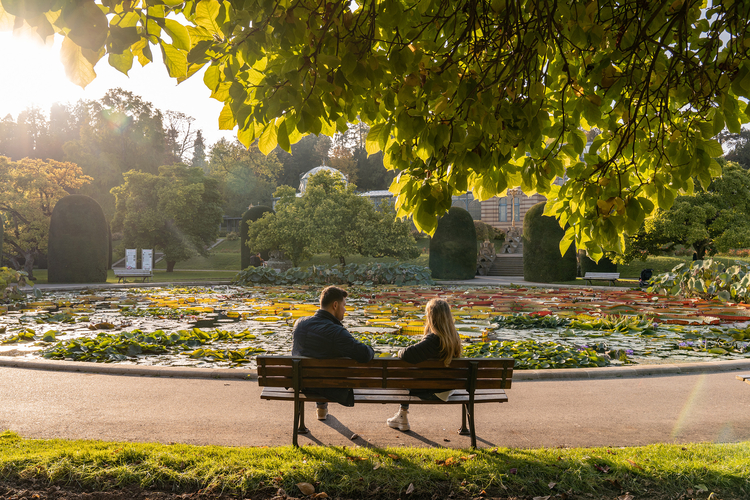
top-left (257, 356), bottom-right (514, 391)
top-left (584, 272), bottom-right (619, 278)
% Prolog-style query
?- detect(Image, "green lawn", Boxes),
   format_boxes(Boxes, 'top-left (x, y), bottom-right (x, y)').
top-left (28, 269), bottom-right (236, 285)
top-left (0, 431), bottom-right (747, 499)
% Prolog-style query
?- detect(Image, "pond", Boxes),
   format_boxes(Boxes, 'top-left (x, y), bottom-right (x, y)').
top-left (1, 285), bottom-right (749, 370)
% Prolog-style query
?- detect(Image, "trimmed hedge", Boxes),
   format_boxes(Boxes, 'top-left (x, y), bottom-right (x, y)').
top-left (240, 206), bottom-right (274, 269)
top-left (233, 263), bottom-right (433, 286)
top-left (523, 202), bottom-right (577, 283)
top-left (429, 207), bottom-right (477, 280)
top-left (47, 195), bottom-right (109, 283)
top-left (580, 254), bottom-right (617, 275)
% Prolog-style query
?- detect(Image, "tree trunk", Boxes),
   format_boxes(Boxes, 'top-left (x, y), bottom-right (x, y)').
top-left (694, 241), bottom-right (709, 260)
top-left (339, 256), bottom-right (346, 266)
top-left (23, 252), bottom-right (35, 280)
top-left (166, 261), bottom-right (176, 272)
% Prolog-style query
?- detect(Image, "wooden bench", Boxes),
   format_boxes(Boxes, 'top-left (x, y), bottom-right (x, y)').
top-left (737, 373), bottom-right (750, 385)
top-left (112, 268), bottom-right (153, 283)
top-left (257, 355), bottom-right (514, 448)
top-left (584, 272), bottom-right (620, 286)
top-left (113, 248), bottom-right (153, 282)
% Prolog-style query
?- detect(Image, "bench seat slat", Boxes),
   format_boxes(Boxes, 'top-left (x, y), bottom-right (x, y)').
top-left (260, 367), bottom-right (512, 380)
top-left (261, 387), bottom-right (508, 404)
top-left (256, 356), bottom-right (514, 369)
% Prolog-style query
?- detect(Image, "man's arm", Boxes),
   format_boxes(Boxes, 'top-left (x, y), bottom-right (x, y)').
top-left (332, 327), bottom-right (374, 363)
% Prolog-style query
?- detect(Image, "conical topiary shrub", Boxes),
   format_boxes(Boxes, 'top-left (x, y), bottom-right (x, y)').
top-left (523, 202), bottom-right (577, 283)
top-left (48, 195), bottom-right (109, 283)
top-left (241, 206), bottom-right (274, 269)
top-left (429, 207), bottom-right (477, 280)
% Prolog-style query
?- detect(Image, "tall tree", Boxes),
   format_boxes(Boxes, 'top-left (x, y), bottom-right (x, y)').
top-left (247, 171), bottom-right (419, 266)
top-left (164, 110), bottom-right (197, 164)
top-left (207, 138), bottom-right (281, 216)
top-left (110, 165), bottom-right (223, 272)
top-left (4, 0), bottom-right (750, 258)
top-left (63, 89), bottom-right (172, 217)
top-left (617, 162), bottom-right (750, 262)
top-left (191, 130), bottom-right (207, 171)
top-left (0, 157), bottom-right (92, 277)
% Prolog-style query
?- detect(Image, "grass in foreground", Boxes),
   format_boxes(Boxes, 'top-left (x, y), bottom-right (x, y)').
top-left (1, 431), bottom-right (747, 499)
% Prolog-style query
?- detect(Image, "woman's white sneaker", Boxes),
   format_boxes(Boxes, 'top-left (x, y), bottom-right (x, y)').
top-left (387, 409), bottom-right (410, 431)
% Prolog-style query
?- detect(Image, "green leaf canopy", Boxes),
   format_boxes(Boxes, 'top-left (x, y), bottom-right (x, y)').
top-left (5, 0), bottom-right (750, 257)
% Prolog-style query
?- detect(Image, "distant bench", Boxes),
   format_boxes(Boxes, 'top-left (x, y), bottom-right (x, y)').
top-left (257, 355), bottom-right (515, 447)
top-left (112, 268), bottom-right (152, 283)
top-left (584, 272), bottom-right (620, 286)
top-left (113, 248), bottom-right (153, 283)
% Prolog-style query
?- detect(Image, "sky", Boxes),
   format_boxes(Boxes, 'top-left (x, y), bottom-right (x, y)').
top-left (0, 31), bottom-right (236, 146)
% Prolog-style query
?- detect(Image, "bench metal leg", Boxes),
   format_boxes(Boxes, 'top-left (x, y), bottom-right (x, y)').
top-left (297, 401), bottom-right (308, 434)
top-left (292, 399), bottom-right (301, 446)
top-left (458, 404), bottom-right (470, 435)
top-left (466, 402), bottom-right (477, 449)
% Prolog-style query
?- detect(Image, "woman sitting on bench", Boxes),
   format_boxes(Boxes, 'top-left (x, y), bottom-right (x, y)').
top-left (387, 298), bottom-right (462, 431)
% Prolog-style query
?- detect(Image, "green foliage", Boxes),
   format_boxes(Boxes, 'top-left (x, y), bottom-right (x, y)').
top-left (0, 267), bottom-right (29, 302)
top-left (0, 213), bottom-right (3, 264)
top-left (580, 254), bottom-right (618, 275)
top-left (233, 263), bottom-right (433, 286)
top-left (47, 195), bottom-right (109, 284)
top-left (207, 139), bottom-right (280, 216)
top-left (463, 339), bottom-right (610, 369)
top-left (493, 314), bottom-right (571, 329)
top-left (247, 172), bottom-right (419, 266)
top-left (429, 207), bottom-right (477, 280)
top-left (6, 0), bottom-right (748, 259)
top-left (41, 328), bottom-right (265, 364)
top-left (524, 202), bottom-right (577, 283)
top-left (240, 205), bottom-right (273, 268)
top-left (649, 258), bottom-right (750, 303)
top-left (474, 221), bottom-right (501, 242)
top-left (0, 156), bottom-right (92, 277)
top-left (618, 163), bottom-right (750, 263)
top-left (110, 165), bottom-right (223, 271)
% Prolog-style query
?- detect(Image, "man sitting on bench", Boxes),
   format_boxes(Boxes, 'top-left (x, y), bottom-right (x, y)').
top-left (291, 286), bottom-right (374, 420)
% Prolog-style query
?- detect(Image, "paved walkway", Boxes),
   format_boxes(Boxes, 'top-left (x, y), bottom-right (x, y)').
top-left (1, 360), bottom-right (749, 449)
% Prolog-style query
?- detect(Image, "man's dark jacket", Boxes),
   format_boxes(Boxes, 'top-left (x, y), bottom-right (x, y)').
top-left (291, 309), bottom-right (374, 406)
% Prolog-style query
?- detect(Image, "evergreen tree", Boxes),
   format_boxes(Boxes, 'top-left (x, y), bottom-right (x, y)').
top-left (192, 130), bottom-right (207, 171)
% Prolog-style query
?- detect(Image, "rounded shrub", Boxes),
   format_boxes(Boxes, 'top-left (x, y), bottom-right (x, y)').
top-left (429, 207), bottom-right (477, 280)
top-left (48, 195), bottom-right (109, 283)
top-left (580, 254), bottom-right (617, 275)
top-left (523, 202), bottom-right (577, 283)
top-left (241, 206), bottom-right (274, 269)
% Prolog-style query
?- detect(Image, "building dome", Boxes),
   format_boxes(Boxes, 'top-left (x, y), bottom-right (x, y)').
top-left (299, 166), bottom-right (347, 194)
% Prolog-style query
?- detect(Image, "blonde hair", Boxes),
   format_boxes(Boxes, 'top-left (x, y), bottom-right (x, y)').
top-left (423, 298), bottom-right (462, 366)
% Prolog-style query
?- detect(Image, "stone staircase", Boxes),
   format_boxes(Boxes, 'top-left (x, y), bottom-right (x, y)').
top-left (488, 255), bottom-right (524, 276)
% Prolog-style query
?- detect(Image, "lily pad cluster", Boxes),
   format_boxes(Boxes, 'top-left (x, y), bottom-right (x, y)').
top-left (1, 284), bottom-right (749, 369)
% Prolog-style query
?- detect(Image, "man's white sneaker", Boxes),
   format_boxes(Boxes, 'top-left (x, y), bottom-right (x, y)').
top-left (316, 407), bottom-right (328, 420)
top-left (387, 409), bottom-right (410, 431)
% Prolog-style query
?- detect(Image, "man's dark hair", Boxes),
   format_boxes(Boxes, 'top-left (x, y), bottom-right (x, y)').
top-left (320, 286), bottom-right (348, 308)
